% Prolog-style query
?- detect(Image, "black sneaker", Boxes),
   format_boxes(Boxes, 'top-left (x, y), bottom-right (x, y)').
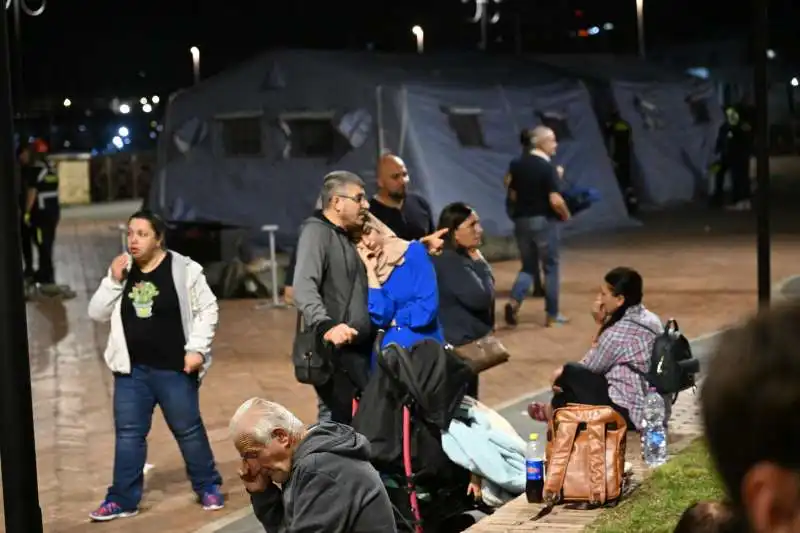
top-left (504, 303), bottom-right (518, 327)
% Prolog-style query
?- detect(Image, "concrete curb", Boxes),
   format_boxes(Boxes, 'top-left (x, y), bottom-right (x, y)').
top-left (198, 274), bottom-right (800, 533)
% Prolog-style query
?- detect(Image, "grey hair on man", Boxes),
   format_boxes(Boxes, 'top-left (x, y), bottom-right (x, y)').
top-left (229, 398), bottom-right (305, 447)
top-left (319, 170), bottom-right (365, 208)
top-left (519, 125), bottom-right (555, 150)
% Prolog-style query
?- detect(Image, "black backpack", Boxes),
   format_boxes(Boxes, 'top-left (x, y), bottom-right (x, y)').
top-left (633, 319), bottom-right (699, 402)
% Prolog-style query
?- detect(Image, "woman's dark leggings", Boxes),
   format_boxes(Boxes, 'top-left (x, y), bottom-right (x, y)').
top-left (551, 362), bottom-right (635, 430)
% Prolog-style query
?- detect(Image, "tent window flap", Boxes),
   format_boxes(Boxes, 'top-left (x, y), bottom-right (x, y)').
top-left (686, 96), bottom-right (711, 124)
top-left (442, 106), bottom-right (486, 148)
top-left (280, 112), bottom-right (338, 158)
top-left (217, 115), bottom-right (263, 156)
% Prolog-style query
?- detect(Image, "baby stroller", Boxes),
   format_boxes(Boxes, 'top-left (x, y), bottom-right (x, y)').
top-left (352, 337), bottom-right (493, 533)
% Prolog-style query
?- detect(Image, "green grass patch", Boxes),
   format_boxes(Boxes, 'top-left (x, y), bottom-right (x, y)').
top-left (587, 438), bottom-right (726, 533)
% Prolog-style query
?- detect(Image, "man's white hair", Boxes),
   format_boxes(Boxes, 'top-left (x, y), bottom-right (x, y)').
top-left (229, 398), bottom-right (305, 445)
top-left (531, 125), bottom-right (555, 149)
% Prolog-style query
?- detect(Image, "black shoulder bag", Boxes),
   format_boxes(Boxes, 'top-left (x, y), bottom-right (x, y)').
top-left (292, 240), bottom-right (357, 386)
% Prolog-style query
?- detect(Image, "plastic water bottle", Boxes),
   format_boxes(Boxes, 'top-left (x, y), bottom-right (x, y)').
top-left (525, 432), bottom-right (545, 503)
top-left (641, 388), bottom-right (668, 467)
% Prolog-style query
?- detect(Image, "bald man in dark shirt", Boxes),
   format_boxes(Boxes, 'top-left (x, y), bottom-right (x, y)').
top-left (369, 153), bottom-right (434, 241)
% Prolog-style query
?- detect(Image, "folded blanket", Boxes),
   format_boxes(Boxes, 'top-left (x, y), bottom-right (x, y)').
top-left (442, 397), bottom-right (526, 507)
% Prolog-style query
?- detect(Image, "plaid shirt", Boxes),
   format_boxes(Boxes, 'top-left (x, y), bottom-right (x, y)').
top-left (580, 304), bottom-right (662, 430)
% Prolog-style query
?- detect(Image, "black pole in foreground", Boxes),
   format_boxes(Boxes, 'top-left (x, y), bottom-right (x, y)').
top-left (753, 0), bottom-right (771, 308)
top-left (0, 5), bottom-right (44, 533)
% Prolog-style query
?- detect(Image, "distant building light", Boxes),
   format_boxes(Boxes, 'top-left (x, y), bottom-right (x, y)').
top-left (791, 77), bottom-right (799, 87)
top-left (118, 126), bottom-right (129, 137)
top-left (588, 26), bottom-right (600, 35)
top-left (152, 95), bottom-right (160, 104)
top-left (63, 140), bottom-right (71, 148)
top-left (603, 22), bottom-right (614, 30)
top-left (63, 98), bottom-right (71, 107)
top-left (767, 49), bottom-right (776, 59)
top-left (78, 124), bottom-right (87, 132)
top-left (142, 103), bottom-right (153, 113)
top-left (149, 131), bottom-right (157, 139)
top-left (140, 97), bottom-right (148, 105)
top-left (119, 103), bottom-right (131, 114)
top-left (149, 120), bottom-right (158, 128)
top-left (112, 136), bottom-right (124, 149)
top-left (687, 67), bottom-right (710, 79)
top-left (577, 29), bottom-right (589, 37)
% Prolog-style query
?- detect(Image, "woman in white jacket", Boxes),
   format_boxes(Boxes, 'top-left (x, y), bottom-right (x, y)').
top-left (87, 210), bottom-right (223, 522)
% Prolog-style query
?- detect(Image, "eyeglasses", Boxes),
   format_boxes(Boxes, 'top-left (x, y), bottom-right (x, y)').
top-left (391, 171), bottom-right (409, 179)
top-left (337, 193), bottom-right (367, 204)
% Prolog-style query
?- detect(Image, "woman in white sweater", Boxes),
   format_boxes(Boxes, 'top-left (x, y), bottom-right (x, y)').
top-left (87, 210), bottom-right (223, 522)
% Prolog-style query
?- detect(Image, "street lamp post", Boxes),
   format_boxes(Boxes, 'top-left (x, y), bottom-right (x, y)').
top-left (635, 0), bottom-right (645, 58)
top-left (4, 0), bottom-right (46, 135)
top-left (411, 25), bottom-right (424, 54)
top-left (463, 0), bottom-right (502, 51)
top-left (753, 0), bottom-right (771, 307)
top-left (190, 46), bottom-right (201, 85)
top-left (0, 3), bottom-right (44, 533)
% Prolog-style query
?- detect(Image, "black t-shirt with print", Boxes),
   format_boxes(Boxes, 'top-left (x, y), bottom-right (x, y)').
top-left (121, 252), bottom-right (187, 372)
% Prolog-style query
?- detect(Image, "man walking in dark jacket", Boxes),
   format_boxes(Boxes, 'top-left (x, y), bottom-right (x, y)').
top-left (293, 171), bottom-right (372, 424)
top-left (230, 398), bottom-right (396, 533)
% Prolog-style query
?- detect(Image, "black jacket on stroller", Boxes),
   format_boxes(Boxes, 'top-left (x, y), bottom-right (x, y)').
top-left (352, 339), bottom-right (490, 532)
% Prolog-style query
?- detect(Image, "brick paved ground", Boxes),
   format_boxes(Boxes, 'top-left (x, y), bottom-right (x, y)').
top-left (5, 194), bottom-right (800, 532)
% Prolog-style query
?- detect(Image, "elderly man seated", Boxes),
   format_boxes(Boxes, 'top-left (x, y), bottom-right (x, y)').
top-left (229, 398), bottom-right (396, 533)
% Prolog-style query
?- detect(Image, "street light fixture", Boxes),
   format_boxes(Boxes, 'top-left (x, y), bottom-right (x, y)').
top-left (635, 0), bottom-right (645, 58)
top-left (190, 46), bottom-right (200, 85)
top-left (411, 25), bottom-right (424, 54)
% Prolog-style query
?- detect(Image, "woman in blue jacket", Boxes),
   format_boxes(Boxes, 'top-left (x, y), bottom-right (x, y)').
top-left (356, 214), bottom-right (444, 368)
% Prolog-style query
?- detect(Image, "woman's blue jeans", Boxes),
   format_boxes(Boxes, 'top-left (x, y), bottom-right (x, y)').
top-left (106, 365), bottom-right (221, 510)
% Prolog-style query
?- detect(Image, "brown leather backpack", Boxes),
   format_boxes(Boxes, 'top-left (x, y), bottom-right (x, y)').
top-left (543, 404), bottom-right (628, 506)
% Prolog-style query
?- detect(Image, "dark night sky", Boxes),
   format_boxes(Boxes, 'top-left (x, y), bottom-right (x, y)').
top-left (11, 0), bottom-right (796, 100)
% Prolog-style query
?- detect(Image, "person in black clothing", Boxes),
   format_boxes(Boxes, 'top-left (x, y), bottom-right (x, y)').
top-left (18, 141), bottom-right (75, 298)
top-left (710, 107), bottom-right (736, 207)
top-left (432, 202), bottom-right (494, 398)
top-left (505, 129), bottom-right (552, 298)
top-left (369, 153), bottom-right (434, 240)
top-left (17, 146), bottom-right (35, 287)
top-left (504, 126), bottom-right (570, 328)
top-left (726, 104), bottom-right (754, 211)
top-left (604, 110), bottom-right (637, 215)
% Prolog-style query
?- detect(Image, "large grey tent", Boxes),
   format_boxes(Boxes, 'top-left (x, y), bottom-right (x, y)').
top-left (534, 54), bottom-right (725, 207)
top-left (150, 50), bottom-right (636, 249)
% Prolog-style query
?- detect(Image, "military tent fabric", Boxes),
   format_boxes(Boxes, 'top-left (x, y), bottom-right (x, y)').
top-left (610, 80), bottom-right (723, 206)
top-left (398, 81), bottom-right (633, 237)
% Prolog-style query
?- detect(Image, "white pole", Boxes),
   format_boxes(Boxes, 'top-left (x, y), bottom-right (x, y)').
top-left (635, 0), bottom-right (645, 59)
top-left (255, 225), bottom-right (288, 310)
top-left (190, 46), bottom-right (200, 85)
top-left (411, 26), bottom-right (424, 54)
